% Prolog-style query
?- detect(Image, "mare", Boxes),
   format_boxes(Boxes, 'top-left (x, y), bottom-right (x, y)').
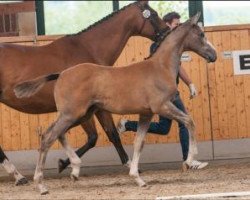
top-left (0, 0), bottom-right (167, 185)
top-left (14, 12), bottom-right (217, 194)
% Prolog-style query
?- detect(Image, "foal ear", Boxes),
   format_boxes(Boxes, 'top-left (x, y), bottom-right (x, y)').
top-left (190, 12), bottom-right (201, 25)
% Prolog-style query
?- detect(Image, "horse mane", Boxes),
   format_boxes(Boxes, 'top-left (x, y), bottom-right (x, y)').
top-left (65, 0), bottom-right (175, 60)
top-left (66, 2), bottom-right (138, 37)
top-left (145, 24), bottom-right (179, 59)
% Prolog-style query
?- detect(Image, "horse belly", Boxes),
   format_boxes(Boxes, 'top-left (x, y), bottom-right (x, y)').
top-left (1, 82), bottom-right (57, 114)
top-left (99, 93), bottom-right (151, 115)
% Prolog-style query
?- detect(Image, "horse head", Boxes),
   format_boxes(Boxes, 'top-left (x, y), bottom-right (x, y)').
top-left (133, 1), bottom-right (168, 41)
top-left (181, 12), bottom-right (217, 62)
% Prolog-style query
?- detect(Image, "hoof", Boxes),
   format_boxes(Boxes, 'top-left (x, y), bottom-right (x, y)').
top-left (58, 159), bottom-right (67, 173)
top-left (182, 162), bottom-right (189, 172)
top-left (70, 174), bottom-right (79, 181)
top-left (144, 184), bottom-right (152, 190)
top-left (136, 178), bottom-right (147, 187)
top-left (41, 190), bottom-right (49, 195)
top-left (15, 177), bottom-right (28, 186)
top-left (130, 174), bottom-right (146, 187)
top-left (39, 185), bottom-right (49, 195)
top-left (139, 181), bottom-right (147, 187)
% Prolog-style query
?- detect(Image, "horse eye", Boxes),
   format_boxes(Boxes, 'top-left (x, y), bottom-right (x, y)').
top-left (200, 32), bottom-right (205, 38)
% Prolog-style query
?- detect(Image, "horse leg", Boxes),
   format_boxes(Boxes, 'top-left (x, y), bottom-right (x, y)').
top-left (34, 115), bottom-right (74, 195)
top-left (58, 135), bottom-right (82, 181)
top-left (95, 110), bottom-right (130, 166)
top-left (0, 146), bottom-right (28, 185)
top-left (129, 114), bottom-right (153, 187)
top-left (58, 117), bottom-right (98, 173)
top-left (157, 101), bottom-right (198, 168)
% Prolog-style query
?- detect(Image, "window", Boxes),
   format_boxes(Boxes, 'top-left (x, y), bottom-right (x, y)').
top-left (203, 1), bottom-right (250, 26)
top-left (44, 1), bottom-right (113, 35)
top-left (149, 1), bottom-right (189, 22)
top-left (0, 1), bottom-right (22, 3)
top-left (39, 1), bottom-right (190, 36)
top-left (119, 1), bottom-right (135, 9)
top-left (0, 1), bottom-right (36, 37)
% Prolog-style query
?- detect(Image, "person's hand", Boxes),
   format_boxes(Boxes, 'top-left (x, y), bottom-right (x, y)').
top-left (189, 83), bottom-right (197, 99)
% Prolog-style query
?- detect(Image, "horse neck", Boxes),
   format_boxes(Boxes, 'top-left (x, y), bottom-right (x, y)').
top-left (57, 6), bottom-right (140, 66)
top-left (152, 25), bottom-right (191, 75)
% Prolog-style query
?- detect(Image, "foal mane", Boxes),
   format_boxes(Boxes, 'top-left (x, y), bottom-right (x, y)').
top-left (66, 2), bottom-right (138, 37)
top-left (145, 25), bottom-right (177, 59)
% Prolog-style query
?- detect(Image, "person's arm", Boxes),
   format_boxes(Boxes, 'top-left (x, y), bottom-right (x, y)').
top-left (179, 65), bottom-right (197, 99)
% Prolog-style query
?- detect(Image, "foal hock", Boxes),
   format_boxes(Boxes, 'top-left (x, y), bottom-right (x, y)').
top-left (15, 12), bottom-right (216, 194)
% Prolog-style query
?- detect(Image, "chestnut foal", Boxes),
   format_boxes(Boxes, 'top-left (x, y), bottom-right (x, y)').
top-left (0, 1), bottom-right (167, 185)
top-left (14, 13), bottom-right (216, 194)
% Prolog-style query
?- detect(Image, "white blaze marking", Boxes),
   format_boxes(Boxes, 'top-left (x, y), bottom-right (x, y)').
top-left (207, 39), bottom-right (216, 51)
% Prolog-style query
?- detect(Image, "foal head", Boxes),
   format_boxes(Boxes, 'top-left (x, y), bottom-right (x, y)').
top-left (181, 13), bottom-right (217, 62)
top-left (132, 1), bottom-right (168, 41)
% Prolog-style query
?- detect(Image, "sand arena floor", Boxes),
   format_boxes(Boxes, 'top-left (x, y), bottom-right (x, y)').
top-left (0, 158), bottom-right (249, 199)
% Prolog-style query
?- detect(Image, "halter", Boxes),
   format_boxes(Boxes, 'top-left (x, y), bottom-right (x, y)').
top-left (136, 2), bottom-right (168, 42)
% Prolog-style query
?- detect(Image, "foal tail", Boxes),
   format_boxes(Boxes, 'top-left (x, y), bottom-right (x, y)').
top-left (14, 73), bottom-right (60, 98)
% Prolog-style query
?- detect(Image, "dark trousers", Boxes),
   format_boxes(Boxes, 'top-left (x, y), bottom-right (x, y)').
top-left (125, 92), bottom-right (189, 161)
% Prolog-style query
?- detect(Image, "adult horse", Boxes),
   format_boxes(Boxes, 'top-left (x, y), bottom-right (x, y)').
top-left (0, 1), bottom-right (167, 185)
top-left (14, 12), bottom-right (217, 195)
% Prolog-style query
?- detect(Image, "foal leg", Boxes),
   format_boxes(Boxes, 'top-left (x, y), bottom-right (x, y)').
top-left (129, 114), bottom-right (153, 187)
top-left (0, 146), bottom-right (28, 185)
top-left (34, 115), bottom-right (74, 195)
top-left (59, 110), bottom-right (130, 173)
top-left (158, 102), bottom-right (198, 167)
top-left (58, 135), bottom-right (82, 180)
top-left (58, 117), bottom-right (98, 173)
top-left (95, 110), bottom-right (130, 166)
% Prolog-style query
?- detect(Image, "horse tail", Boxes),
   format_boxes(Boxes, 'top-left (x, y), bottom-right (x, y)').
top-left (14, 73), bottom-right (60, 98)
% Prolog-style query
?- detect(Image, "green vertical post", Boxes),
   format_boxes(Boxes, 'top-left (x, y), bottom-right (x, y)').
top-left (189, 1), bottom-right (204, 24)
top-left (113, 0), bottom-right (119, 11)
top-left (35, 1), bottom-right (45, 35)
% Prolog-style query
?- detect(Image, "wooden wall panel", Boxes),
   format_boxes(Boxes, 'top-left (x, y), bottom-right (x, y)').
top-left (19, 112), bottom-right (30, 150)
top-left (207, 29), bottom-right (250, 140)
top-left (10, 109), bottom-right (20, 150)
top-left (0, 2), bottom-right (36, 37)
top-left (232, 31), bottom-right (247, 139)
top-left (221, 31), bottom-right (238, 139)
top-left (238, 30), bottom-right (249, 139)
top-left (2, 105), bottom-right (12, 150)
top-left (244, 32), bottom-right (250, 138)
top-left (212, 31), bottom-right (229, 139)
top-left (28, 115), bottom-right (39, 150)
top-left (200, 58), bottom-right (212, 141)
